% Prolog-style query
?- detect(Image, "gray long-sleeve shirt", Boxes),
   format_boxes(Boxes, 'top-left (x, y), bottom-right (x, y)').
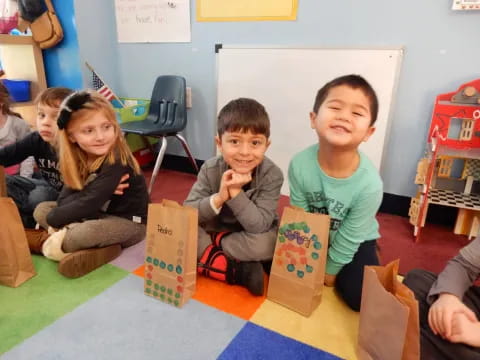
top-left (428, 236), bottom-right (480, 304)
top-left (0, 115), bottom-right (34, 177)
top-left (184, 155), bottom-right (283, 234)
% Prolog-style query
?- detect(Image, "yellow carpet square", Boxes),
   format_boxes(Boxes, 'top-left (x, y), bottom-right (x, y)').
top-left (250, 287), bottom-right (359, 360)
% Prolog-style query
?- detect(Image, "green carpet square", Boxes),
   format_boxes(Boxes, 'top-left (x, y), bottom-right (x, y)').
top-left (0, 255), bottom-right (128, 354)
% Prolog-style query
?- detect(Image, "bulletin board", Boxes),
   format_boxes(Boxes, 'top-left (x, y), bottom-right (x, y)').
top-left (197, 0), bottom-right (297, 22)
top-left (216, 46), bottom-right (404, 194)
top-left (114, 0), bottom-right (191, 43)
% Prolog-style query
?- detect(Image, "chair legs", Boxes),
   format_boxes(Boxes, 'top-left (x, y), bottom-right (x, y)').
top-left (147, 134), bottom-right (198, 194)
top-left (148, 136), bottom-right (167, 194)
top-left (175, 133), bottom-right (199, 174)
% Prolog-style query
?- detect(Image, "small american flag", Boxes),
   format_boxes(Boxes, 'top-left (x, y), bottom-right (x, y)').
top-left (92, 71), bottom-right (115, 101)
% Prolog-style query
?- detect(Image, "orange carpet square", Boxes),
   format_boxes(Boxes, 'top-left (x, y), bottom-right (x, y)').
top-left (192, 275), bottom-right (266, 320)
top-left (132, 264), bottom-right (266, 320)
top-left (133, 265), bottom-right (145, 278)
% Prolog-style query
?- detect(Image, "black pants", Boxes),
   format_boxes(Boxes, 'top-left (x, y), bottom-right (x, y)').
top-left (403, 269), bottom-right (480, 360)
top-left (6, 174), bottom-right (58, 228)
top-left (334, 239), bottom-right (379, 311)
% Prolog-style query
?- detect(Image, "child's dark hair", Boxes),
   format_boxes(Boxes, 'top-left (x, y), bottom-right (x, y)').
top-left (217, 98), bottom-right (270, 138)
top-left (35, 87), bottom-right (74, 108)
top-left (312, 74), bottom-right (379, 125)
top-left (0, 81), bottom-right (22, 118)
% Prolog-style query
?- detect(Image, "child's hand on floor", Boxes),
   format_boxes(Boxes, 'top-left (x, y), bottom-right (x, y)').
top-left (428, 293), bottom-right (478, 339)
top-left (448, 312), bottom-right (480, 347)
top-left (114, 174), bottom-right (130, 195)
top-left (324, 274), bottom-right (336, 287)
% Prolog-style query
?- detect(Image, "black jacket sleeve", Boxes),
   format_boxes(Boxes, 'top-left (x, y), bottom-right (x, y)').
top-left (46, 162), bottom-right (127, 228)
top-left (0, 132), bottom-right (38, 166)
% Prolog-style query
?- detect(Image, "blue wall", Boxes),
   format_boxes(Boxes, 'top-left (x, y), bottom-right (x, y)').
top-left (72, 0), bottom-right (480, 197)
top-left (43, 0), bottom-right (82, 89)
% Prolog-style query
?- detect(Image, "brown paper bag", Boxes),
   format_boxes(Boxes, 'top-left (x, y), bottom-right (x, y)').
top-left (0, 166), bottom-right (6, 197)
top-left (357, 260), bottom-right (420, 360)
top-left (267, 206), bottom-right (330, 316)
top-left (0, 197), bottom-right (36, 287)
top-left (144, 199), bottom-right (198, 307)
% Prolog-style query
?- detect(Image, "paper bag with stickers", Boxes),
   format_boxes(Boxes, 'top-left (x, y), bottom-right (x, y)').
top-left (267, 206), bottom-right (330, 316)
top-left (357, 260), bottom-right (420, 360)
top-left (144, 199), bottom-right (198, 308)
top-left (0, 168), bottom-right (36, 287)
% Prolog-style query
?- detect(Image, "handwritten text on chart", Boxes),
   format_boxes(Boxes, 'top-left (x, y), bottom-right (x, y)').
top-left (116, 0), bottom-right (178, 25)
top-left (115, 0), bottom-right (191, 43)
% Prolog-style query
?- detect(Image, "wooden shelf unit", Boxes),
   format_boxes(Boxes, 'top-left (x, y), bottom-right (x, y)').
top-left (0, 34), bottom-right (46, 126)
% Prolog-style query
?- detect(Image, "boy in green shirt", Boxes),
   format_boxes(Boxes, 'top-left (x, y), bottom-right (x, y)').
top-left (288, 74), bottom-right (383, 311)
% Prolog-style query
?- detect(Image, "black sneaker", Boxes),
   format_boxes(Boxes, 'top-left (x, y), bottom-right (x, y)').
top-left (237, 261), bottom-right (264, 296)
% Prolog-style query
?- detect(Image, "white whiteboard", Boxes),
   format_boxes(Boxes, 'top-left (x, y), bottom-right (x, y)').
top-left (216, 46), bottom-right (403, 194)
top-left (114, 0), bottom-right (191, 43)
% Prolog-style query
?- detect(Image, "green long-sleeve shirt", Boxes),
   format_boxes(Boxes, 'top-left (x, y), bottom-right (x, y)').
top-left (288, 144), bottom-right (383, 275)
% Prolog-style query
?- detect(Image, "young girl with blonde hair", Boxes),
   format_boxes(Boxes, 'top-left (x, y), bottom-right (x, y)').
top-left (34, 90), bottom-right (149, 278)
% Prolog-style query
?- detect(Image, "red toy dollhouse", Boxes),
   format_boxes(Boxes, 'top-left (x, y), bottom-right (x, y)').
top-left (409, 79), bottom-right (480, 241)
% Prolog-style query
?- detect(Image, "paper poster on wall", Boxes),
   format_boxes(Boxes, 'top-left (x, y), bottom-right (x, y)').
top-left (115, 0), bottom-right (191, 43)
top-left (197, 0), bottom-right (297, 22)
top-left (452, 0), bottom-right (480, 10)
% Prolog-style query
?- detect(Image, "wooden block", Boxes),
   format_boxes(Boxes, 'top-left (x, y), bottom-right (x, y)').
top-left (454, 209), bottom-right (480, 236)
top-left (469, 216), bottom-right (480, 240)
top-left (0, 166), bottom-right (6, 197)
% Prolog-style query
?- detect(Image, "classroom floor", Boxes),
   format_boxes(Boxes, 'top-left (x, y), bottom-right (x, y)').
top-left (0, 169), bottom-right (468, 359)
top-left (1, 248), bottom-right (356, 359)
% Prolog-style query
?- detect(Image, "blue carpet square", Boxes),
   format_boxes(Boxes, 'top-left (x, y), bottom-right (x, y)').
top-left (3, 275), bottom-right (246, 360)
top-left (218, 322), bottom-right (342, 360)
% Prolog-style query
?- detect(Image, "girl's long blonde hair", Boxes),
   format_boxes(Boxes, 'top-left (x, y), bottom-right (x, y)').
top-left (58, 91), bottom-right (140, 190)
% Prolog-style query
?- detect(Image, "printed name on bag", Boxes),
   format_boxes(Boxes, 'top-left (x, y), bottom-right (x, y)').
top-left (283, 229), bottom-right (311, 247)
top-left (157, 225), bottom-right (173, 235)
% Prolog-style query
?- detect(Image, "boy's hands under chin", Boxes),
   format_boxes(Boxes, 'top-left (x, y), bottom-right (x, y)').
top-left (213, 170), bottom-right (232, 209)
top-left (213, 169), bottom-right (252, 209)
top-left (226, 170), bottom-right (252, 198)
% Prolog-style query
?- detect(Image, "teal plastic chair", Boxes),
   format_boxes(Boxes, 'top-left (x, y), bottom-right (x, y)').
top-left (120, 76), bottom-right (199, 194)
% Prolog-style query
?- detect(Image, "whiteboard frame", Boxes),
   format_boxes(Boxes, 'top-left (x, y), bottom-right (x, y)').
top-left (215, 45), bottom-right (404, 194)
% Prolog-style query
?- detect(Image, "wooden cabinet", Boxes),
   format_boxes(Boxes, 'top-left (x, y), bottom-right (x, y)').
top-left (0, 34), bottom-right (47, 127)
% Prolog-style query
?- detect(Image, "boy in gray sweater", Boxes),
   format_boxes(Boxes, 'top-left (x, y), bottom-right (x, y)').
top-left (184, 98), bottom-right (283, 296)
top-left (404, 237), bottom-right (480, 359)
